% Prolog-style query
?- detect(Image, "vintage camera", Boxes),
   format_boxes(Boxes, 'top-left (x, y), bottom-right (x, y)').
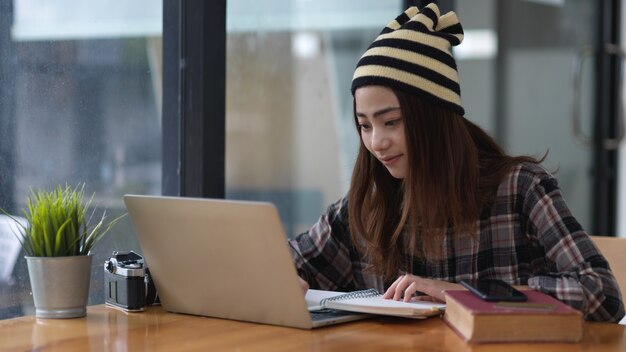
top-left (104, 251), bottom-right (159, 312)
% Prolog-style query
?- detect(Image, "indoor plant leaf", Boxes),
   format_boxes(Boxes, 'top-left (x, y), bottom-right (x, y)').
top-left (0, 184), bottom-right (126, 257)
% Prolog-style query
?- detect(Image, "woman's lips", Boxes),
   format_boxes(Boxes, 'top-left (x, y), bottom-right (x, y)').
top-left (380, 155), bottom-right (401, 166)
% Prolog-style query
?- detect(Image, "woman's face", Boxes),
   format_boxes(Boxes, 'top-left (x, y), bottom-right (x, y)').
top-left (355, 86), bottom-right (408, 179)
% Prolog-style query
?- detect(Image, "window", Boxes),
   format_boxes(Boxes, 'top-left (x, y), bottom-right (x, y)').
top-left (0, 0), bottom-right (162, 319)
top-left (225, 0), bottom-right (403, 236)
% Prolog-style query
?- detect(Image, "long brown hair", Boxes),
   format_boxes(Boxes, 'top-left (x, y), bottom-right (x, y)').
top-left (348, 89), bottom-right (543, 280)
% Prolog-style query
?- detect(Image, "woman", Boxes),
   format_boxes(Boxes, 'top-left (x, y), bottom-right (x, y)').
top-left (289, 3), bottom-right (624, 322)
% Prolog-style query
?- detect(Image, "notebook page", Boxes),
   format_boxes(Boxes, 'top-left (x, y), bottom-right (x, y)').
top-left (305, 289), bottom-right (347, 310)
top-left (339, 296), bottom-right (445, 310)
top-left (327, 295), bottom-right (445, 318)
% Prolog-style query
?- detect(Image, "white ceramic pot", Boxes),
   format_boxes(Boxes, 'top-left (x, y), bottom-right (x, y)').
top-left (25, 255), bottom-right (92, 318)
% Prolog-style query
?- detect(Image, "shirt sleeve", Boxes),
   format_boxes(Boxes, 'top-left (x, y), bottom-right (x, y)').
top-left (524, 172), bottom-right (625, 322)
top-left (288, 197), bottom-right (368, 292)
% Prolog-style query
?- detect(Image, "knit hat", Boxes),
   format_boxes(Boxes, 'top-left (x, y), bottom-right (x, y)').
top-left (351, 3), bottom-right (465, 116)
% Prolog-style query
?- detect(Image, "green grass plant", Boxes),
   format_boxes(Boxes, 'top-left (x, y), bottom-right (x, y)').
top-left (2, 184), bottom-right (125, 257)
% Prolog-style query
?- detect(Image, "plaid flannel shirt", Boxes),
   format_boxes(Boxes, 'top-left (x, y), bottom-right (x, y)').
top-left (289, 163), bottom-right (625, 322)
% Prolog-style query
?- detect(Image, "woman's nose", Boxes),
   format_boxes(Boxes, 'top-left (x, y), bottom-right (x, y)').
top-left (371, 128), bottom-right (390, 151)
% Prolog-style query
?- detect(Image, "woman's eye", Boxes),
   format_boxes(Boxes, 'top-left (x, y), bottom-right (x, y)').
top-left (359, 123), bottom-right (371, 131)
top-left (385, 119), bottom-right (401, 127)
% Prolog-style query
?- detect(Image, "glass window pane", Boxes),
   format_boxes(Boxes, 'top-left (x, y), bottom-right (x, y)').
top-left (0, 0), bottom-right (162, 319)
top-left (225, 0), bottom-right (402, 237)
top-left (456, 0), bottom-right (596, 230)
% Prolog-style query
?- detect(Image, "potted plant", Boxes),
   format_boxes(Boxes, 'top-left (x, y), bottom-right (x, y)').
top-left (2, 184), bottom-right (124, 318)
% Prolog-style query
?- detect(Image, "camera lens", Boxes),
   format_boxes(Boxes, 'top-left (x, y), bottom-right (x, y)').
top-left (105, 261), bottom-right (115, 273)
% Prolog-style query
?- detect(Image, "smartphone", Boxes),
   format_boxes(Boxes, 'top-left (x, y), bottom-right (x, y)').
top-left (460, 279), bottom-right (527, 302)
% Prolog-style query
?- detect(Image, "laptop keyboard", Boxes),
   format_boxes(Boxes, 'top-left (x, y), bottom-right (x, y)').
top-left (309, 309), bottom-right (361, 322)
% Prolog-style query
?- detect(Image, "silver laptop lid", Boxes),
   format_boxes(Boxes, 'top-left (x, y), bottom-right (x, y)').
top-left (123, 195), bottom-right (314, 329)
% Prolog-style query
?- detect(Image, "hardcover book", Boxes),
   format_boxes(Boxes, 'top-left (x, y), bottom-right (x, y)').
top-left (443, 290), bottom-right (583, 343)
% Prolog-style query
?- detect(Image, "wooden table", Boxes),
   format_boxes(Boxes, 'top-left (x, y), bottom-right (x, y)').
top-left (1, 305), bottom-right (625, 351)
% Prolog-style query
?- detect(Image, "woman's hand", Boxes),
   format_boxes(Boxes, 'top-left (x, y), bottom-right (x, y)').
top-left (383, 274), bottom-right (465, 303)
top-left (298, 276), bottom-right (309, 295)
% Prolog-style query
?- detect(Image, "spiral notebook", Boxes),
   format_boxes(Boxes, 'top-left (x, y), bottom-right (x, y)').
top-left (307, 289), bottom-right (445, 319)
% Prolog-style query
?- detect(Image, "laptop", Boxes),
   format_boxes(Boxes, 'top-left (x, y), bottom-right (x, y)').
top-left (123, 194), bottom-right (368, 329)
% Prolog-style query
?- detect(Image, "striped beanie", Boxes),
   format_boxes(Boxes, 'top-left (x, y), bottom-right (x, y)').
top-left (351, 3), bottom-right (465, 116)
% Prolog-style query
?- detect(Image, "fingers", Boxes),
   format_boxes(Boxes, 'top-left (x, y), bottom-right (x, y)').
top-left (383, 274), bottom-right (422, 301)
top-left (384, 276), bottom-right (464, 303)
top-left (382, 276), bottom-right (402, 299)
top-left (403, 282), bottom-right (419, 302)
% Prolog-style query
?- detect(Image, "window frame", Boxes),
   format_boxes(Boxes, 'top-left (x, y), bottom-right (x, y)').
top-left (162, 0), bottom-right (226, 198)
top-left (0, 0), bottom-right (16, 214)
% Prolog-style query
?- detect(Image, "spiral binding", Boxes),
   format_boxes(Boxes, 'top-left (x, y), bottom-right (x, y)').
top-left (320, 288), bottom-right (380, 307)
